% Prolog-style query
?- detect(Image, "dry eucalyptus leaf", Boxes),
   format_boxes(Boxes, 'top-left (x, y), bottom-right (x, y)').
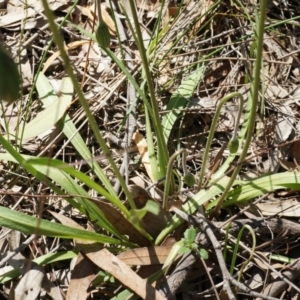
top-left (279, 157), bottom-right (298, 171)
top-left (78, 3), bottom-right (116, 35)
top-left (130, 175), bottom-right (146, 189)
top-left (129, 185), bottom-right (171, 238)
top-left (42, 277), bottom-right (64, 300)
top-left (256, 198), bottom-right (300, 217)
top-left (244, 270), bottom-right (264, 290)
top-left (265, 84), bottom-right (289, 100)
top-left (90, 197), bottom-right (150, 246)
top-left (275, 104), bottom-right (294, 143)
top-left (66, 252), bottom-right (95, 300)
top-left (6, 229), bottom-right (21, 250)
top-left (132, 132), bottom-right (155, 182)
top-left (14, 263), bottom-right (45, 300)
top-left (118, 246), bottom-right (172, 266)
top-left (42, 40), bottom-right (90, 73)
top-left (84, 249), bottom-right (167, 300)
top-left (49, 211), bottom-right (85, 230)
top-left (1, 0), bottom-right (69, 28)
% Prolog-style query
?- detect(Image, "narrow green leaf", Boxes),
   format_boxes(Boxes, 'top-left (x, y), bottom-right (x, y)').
top-left (24, 157), bottom-right (128, 214)
top-left (161, 65), bottom-right (206, 143)
top-left (208, 171), bottom-right (300, 209)
top-left (59, 115), bottom-right (118, 197)
top-left (0, 153), bottom-right (127, 240)
top-left (0, 206), bottom-right (122, 244)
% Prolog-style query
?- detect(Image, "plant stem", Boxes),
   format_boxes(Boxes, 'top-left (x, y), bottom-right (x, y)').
top-left (127, 0), bottom-right (170, 178)
top-left (163, 149), bottom-right (185, 210)
top-left (198, 92), bottom-right (244, 190)
top-left (210, 0), bottom-right (267, 218)
top-left (181, 149), bottom-right (188, 175)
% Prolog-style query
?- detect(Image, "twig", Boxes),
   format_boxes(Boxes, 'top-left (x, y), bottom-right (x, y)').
top-left (112, 0), bottom-right (137, 193)
top-left (195, 215), bottom-right (236, 300)
top-left (159, 250), bottom-right (200, 299)
top-left (0, 234), bottom-right (36, 268)
top-left (193, 214), bottom-right (280, 300)
top-left (162, 209), bottom-right (284, 300)
top-left (258, 259), bottom-right (300, 299)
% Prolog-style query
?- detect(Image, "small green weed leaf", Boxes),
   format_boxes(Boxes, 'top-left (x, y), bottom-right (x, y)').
top-left (0, 206), bottom-right (120, 244)
top-left (161, 65), bottom-right (205, 143)
top-left (184, 228), bottom-right (197, 244)
top-left (199, 248), bottom-right (208, 259)
top-left (9, 78), bottom-right (73, 140)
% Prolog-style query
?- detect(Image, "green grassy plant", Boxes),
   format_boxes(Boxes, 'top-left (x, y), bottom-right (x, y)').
top-left (154, 0), bottom-right (300, 245)
top-left (1, 0), bottom-right (300, 297)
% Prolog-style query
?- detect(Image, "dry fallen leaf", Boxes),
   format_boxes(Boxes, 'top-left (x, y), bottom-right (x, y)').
top-left (14, 262), bottom-right (45, 300)
top-left (48, 210), bottom-right (85, 230)
top-left (288, 140), bottom-right (300, 162)
top-left (42, 40), bottom-right (90, 73)
top-left (128, 185), bottom-right (171, 238)
top-left (1, 0), bottom-right (69, 28)
top-left (85, 248), bottom-right (167, 300)
top-left (66, 252), bottom-right (95, 300)
top-left (77, 3), bottom-right (116, 35)
top-left (132, 132), bottom-right (155, 182)
top-left (256, 198), bottom-right (300, 217)
top-left (91, 197), bottom-right (150, 246)
top-left (118, 246), bottom-right (172, 265)
top-left (275, 104), bottom-right (294, 143)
